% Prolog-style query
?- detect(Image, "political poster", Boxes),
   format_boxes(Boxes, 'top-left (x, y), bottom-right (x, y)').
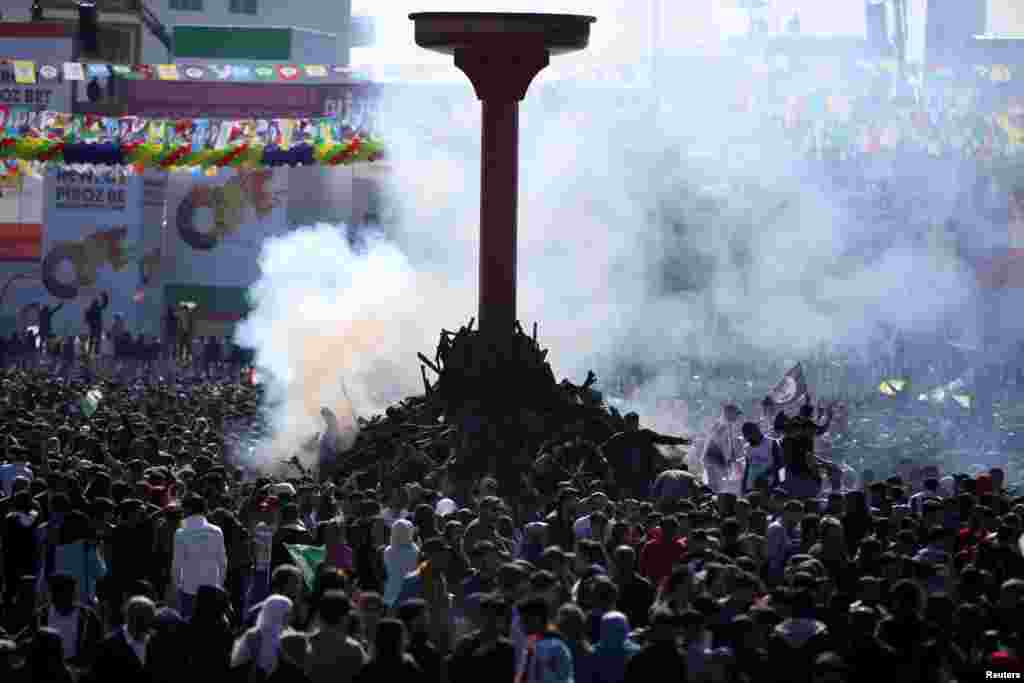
top-left (42, 167), bottom-right (144, 328)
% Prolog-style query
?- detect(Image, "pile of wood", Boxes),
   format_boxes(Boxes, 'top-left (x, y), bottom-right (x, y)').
top-left (330, 319), bottom-right (628, 492)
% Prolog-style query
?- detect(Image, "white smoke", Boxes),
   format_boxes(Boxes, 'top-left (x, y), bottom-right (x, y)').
top-left (235, 223), bottom-right (470, 468)
top-left (238, 3), bottom-right (989, 465)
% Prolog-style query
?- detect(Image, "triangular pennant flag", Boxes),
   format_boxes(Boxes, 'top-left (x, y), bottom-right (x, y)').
top-left (37, 64), bottom-right (60, 81)
top-left (156, 64), bottom-right (178, 80)
top-left (769, 363), bottom-right (807, 406)
top-left (285, 544), bottom-right (326, 590)
top-left (12, 61), bottom-right (35, 84)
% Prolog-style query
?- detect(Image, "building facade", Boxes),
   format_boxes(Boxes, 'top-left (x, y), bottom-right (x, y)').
top-left (0, 0), bottom-right (374, 66)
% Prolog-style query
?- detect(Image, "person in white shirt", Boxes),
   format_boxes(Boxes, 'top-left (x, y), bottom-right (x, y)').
top-left (172, 493), bottom-right (227, 620)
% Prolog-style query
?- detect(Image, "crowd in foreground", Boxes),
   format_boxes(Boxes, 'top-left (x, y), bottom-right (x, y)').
top-left (1, 364), bottom-right (1024, 683)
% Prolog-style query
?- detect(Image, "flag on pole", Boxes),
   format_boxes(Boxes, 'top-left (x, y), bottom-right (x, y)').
top-left (81, 388), bottom-right (103, 417)
top-left (285, 544), bottom-right (326, 590)
top-left (768, 363), bottom-right (807, 406)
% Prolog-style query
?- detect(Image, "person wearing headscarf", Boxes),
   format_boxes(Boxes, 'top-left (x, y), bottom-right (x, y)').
top-left (382, 520), bottom-right (419, 608)
top-left (231, 595), bottom-right (293, 678)
top-left (25, 627), bottom-right (73, 683)
top-left (582, 611), bottom-right (641, 683)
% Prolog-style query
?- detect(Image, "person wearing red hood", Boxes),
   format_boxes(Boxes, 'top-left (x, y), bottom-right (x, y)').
top-left (638, 516), bottom-right (686, 588)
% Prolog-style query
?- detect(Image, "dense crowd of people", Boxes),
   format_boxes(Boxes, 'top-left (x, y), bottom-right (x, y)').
top-left (1, 339), bottom-right (1024, 683)
top-left (1, 299), bottom-right (254, 381)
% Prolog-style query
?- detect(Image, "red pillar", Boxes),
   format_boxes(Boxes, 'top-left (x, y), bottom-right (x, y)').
top-left (454, 47), bottom-right (549, 342)
top-left (478, 100), bottom-right (519, 338)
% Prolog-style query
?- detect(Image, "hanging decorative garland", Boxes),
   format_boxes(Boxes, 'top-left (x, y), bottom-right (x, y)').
top-left (0, 135), bottom-right (383, 170)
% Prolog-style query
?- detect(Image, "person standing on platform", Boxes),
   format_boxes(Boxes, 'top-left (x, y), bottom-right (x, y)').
top-left (84, 292), bottom-right (108, 357)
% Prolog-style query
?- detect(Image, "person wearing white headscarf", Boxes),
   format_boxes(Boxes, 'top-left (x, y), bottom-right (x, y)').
top-left (230, 594), bottom-right (293, 676)
top-left (382, 519), bottom-right (419, 608)
top-left (435, 498), bottom-right (457, 518)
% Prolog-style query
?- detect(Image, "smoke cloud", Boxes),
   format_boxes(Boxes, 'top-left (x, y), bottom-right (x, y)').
top-left (239, 4), bottom-right (990, 465)
top-left (235, 224), bottom-right (470, 469)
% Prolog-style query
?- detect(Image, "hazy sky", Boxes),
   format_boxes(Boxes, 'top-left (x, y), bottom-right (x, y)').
top-left (349, 1), bottom-right (1023, 75)
top-left (348, 0), bottom-right (929, 67)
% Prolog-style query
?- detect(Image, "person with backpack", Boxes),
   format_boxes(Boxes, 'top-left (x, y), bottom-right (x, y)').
top-left (741, 422), bottom-right (782, 495)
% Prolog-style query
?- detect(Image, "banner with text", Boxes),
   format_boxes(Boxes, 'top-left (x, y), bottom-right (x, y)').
top-left (42, 168), bottom-right (143, 330)
top-left (0, 37), bottom-right (72, 113)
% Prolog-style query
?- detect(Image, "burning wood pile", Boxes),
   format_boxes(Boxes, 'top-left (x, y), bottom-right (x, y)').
top-left (329, 319), bottom-right (630, 493)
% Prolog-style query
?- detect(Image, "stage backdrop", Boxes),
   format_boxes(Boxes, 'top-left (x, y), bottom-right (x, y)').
top-left (162, 168), bottom-right (290, 334)
top-left (41, 167), bottom-right (144, 331)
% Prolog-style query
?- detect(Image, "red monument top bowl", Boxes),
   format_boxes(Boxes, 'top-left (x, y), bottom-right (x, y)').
top-left (408, 12), bottom-right (595, 55)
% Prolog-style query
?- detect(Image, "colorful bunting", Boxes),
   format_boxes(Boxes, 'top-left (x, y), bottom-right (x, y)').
top-left (0, 106), bottom-right (383, 170)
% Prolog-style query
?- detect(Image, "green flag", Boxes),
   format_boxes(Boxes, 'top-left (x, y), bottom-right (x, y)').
top-left (285, 544), bottom-right (326, 590)
top-left (81, 388), bottom-right (103, 417)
